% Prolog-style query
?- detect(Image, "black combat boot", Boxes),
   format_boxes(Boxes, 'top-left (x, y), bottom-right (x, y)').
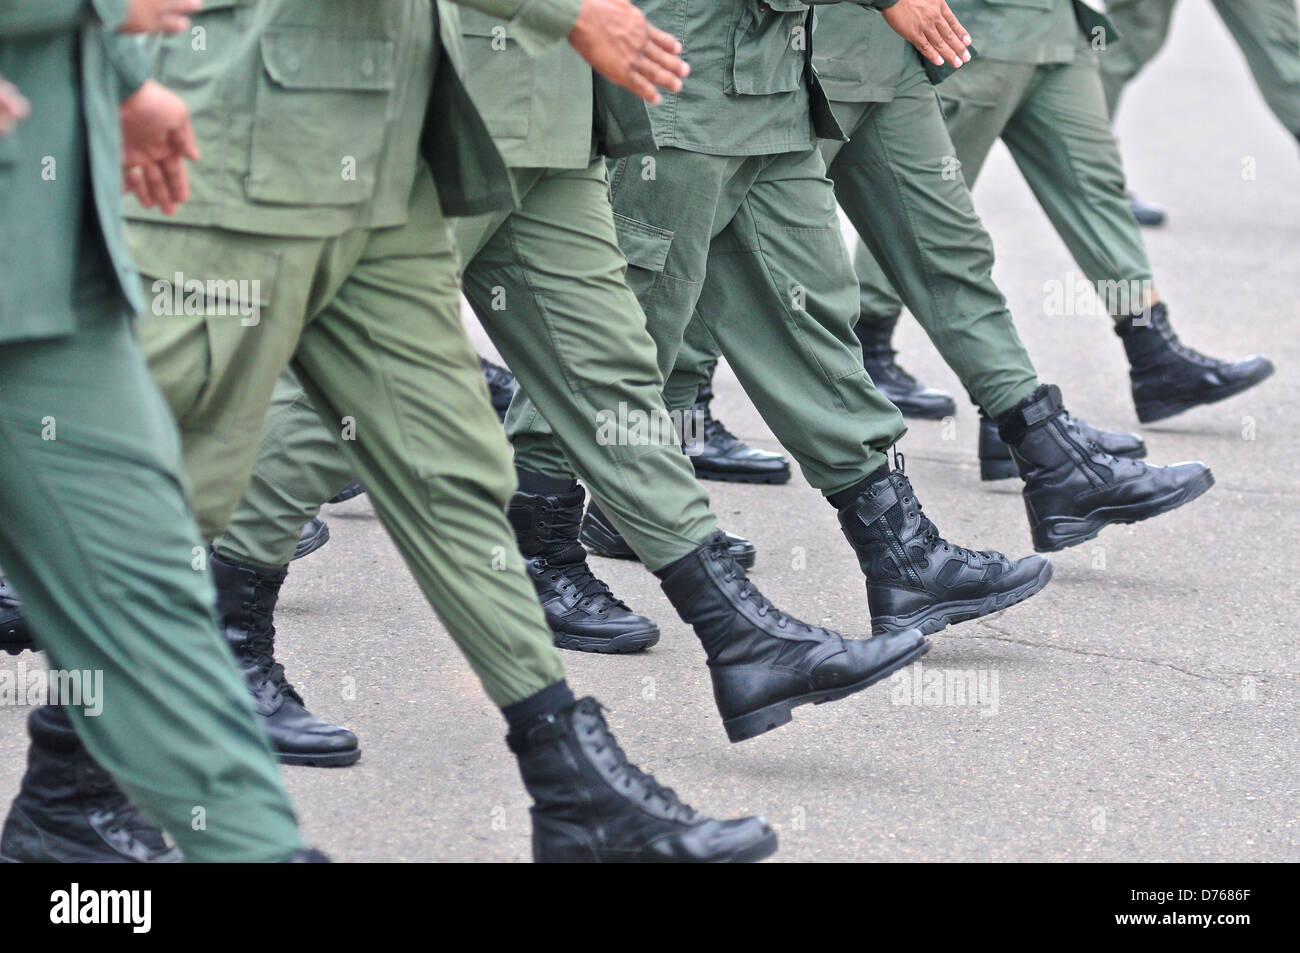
top-left (508, 486), bottom-right (660, 654)
top-left (686, 381), bottom-right (791, 484)
top-left (0, 706), bottom-right (180, 863)
top-left (293, 517), bottom-right (330, 561)
top-left (510, 697), bottom-right (778, 862)
top-left (580, 499), bottom-right (757, 570)
top-left (327, 480), bottom-right (364, 504)
top-left (997, 384), bottom-right (1214, 553)
top-left (481, 356), bottom-right (516, 422)
top-left (1116, 302), bottom-right (1274, 423)
top-left (855, 314), bottom-right (956, 420)
top-left (656, 531), bottom-right (929, 742)
top-left (978, 407), bottom-right (1145, 482)
top-left (839, 461), bottom-right (1053, 636)
top-left (210, 552), bottom-right (360, 766)
top-left (1127, 192), bottom-right (1166, 228)
top-left (1, 577), bottom-right (32, 656)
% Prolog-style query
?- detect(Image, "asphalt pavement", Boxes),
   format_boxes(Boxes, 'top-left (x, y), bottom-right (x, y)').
top-left (2, 2), bottom-right (1296, 862)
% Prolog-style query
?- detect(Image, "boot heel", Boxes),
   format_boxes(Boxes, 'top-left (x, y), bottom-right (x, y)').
top-left (532, 820), bottom-right (602, 863)
top-left (722, 701), bottom-right (794, 743)
top-left (980, 458), bottom-right (1019, 482)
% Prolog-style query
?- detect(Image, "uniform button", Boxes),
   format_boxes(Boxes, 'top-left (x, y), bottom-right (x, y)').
top-left (285, 54), bottom-right (300, 72)
top-left (361, 58), bottom-right (375, 77)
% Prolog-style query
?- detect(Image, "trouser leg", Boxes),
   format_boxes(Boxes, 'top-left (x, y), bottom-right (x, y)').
top-left (825, 69), bottom-right (1039, 417)
top-left (0, 307), bottom-right (302, 862)
top-left (661, 312), bottom-right (723, 413)
top-left (687, 149), bottom-right (905, 494)
top-left (131, 226), bottom-right (330, 538)
top-left (1099, 0), bottom-right (1179, 117)
top-left (210, 368), bottom-right (352, 569)
top-left (462, 161), bottom-right (715, 571)
top-left (1212, 0), bottom-right (1300, 137)
top-left (999, 50), bottom-right (1156, 314)
top-left (853, 57), bottom-right (1033, 328)
top-left (292, 168), bottom-right (565, 706)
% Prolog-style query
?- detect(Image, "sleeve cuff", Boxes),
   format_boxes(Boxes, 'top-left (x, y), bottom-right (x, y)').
top-left (89, 0), bottom-right (131, 31)
top-left (510, 0), bottom-right (584, 55)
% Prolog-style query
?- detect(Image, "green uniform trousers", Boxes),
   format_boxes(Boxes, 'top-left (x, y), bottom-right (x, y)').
top-left (214, 159), bottom-right (717, 574)
top-left (0, 305), bottom-right (302, 863)
top-left (855, 42), bottom-right (1155, 327)
top-left (133, 166), bottom-right (565, 708)
top-left (518, 147), bottom-right (906, 496)
top-left (667, 57), bottom-right (1042, 419)
top-left (1102, 0), bottom-right (1300, 137)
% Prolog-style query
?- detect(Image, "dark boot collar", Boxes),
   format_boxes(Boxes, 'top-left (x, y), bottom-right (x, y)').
top-left (506, 697), bottom-right (598, 755)
top-left (996, 384), bottom-right (1064, 446)
top-left (837, 474), bottom-right (900, 525)
top-left (1114, 301), bottom-right (1169, 337)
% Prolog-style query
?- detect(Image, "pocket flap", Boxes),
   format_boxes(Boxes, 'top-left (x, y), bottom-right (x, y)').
top-left (260, 29), bottom-right (397, 91)
top-left (613, 214), bottom-right (672, 273)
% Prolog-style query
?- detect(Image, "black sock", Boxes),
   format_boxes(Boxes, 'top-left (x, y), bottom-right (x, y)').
top-left (515, 468), bottom-right (578, 496)
top-left (502, 680), bottom-right (576, 732)
top-left (827, 463), bottom-right (891, 510)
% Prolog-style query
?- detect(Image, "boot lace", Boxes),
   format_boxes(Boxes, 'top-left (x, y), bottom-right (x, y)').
top-left (707, 541), bottom-right (809, 632)
top-left (580, 702), bottom-right (697, 820)
top-left (239, 576), bottom-right (302, 702)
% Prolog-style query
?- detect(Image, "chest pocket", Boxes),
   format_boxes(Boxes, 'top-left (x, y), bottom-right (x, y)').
top-left (246, 29), bottom-right (397, 206)
top-left (459, 15), bottom-right (533, 141)
top-left (731, 1), bottom-right (810, 97)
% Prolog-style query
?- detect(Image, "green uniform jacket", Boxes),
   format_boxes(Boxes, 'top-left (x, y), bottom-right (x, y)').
top-left (0, 0), bottom-right (150, 343)
top-left (631, 0), bottom-right (899, 156)
top-left (459, 9), bottom-right (656, 169)
top-left (947, 0), bottom-right (1117, 65)
top-left (813, 6), bottom-right (908, 103)
top-left (127, 0), bottom-right (580, 237)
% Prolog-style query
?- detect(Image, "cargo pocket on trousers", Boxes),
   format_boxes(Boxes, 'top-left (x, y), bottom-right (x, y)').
top-left (245, 29), bottom-right (397, 206)
top-left (612, 213), bottom-right (673, 276)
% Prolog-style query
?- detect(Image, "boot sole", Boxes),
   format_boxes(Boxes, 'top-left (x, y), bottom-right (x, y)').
top-left (1135, 365), bottom-right (1275, 423)
top-left (722, 638), bottom-right (931, 744)
top-left (292, 522), bottom-right (330, 562)
top-left (279, 748), bottom-right (362, 768)
top-left (1031, 467), bottom-right (1214, 553)
top-left (692, 466), bottom-right (791, 486)
top-left (553, 627), bottom-right (660, 655)
top-left (871, 560), bottom-right (1054, 637)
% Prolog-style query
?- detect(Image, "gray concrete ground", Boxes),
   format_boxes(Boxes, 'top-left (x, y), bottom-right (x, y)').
top-left (3, 3), bottom-right (1298, 862)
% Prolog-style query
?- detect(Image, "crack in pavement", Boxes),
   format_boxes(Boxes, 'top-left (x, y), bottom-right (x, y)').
top-left (958, 617), bottom-right (1298, 688)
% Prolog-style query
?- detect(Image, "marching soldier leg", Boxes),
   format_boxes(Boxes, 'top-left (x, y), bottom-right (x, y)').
top-left (206, 370), bottom-right (361, 767)
top-left (689, 149), bottom-right (904, 493)
top-left (130, 226), bottom-right (335, 539)
top-left (0, 306), bottom-right (303, 863)
top-left (851, 58), bottom-right (1034, 420)
top-left (291, 172), bottom-right (566, 708)
top-left (998, 48), bottom-right (1274, 420)
top-left (664, 314), bottom-right (793, 485)
top-left (462, 161), bottom-right (715, 573)
top-left (825, 77), bottom-right (1213, 550)
top-left (850, 241), bottom-right (957, 421)
top-left (684, 148), bottom-right (1050, 631)
top-left (1211, 0), bottom-right (1300, 139)
top-left (461, 161), bottom-right (710, 653)
top-left (1099, 0), bottom-right (1180, 116)
top-left (824, 86), bottom-right (1040, 420)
